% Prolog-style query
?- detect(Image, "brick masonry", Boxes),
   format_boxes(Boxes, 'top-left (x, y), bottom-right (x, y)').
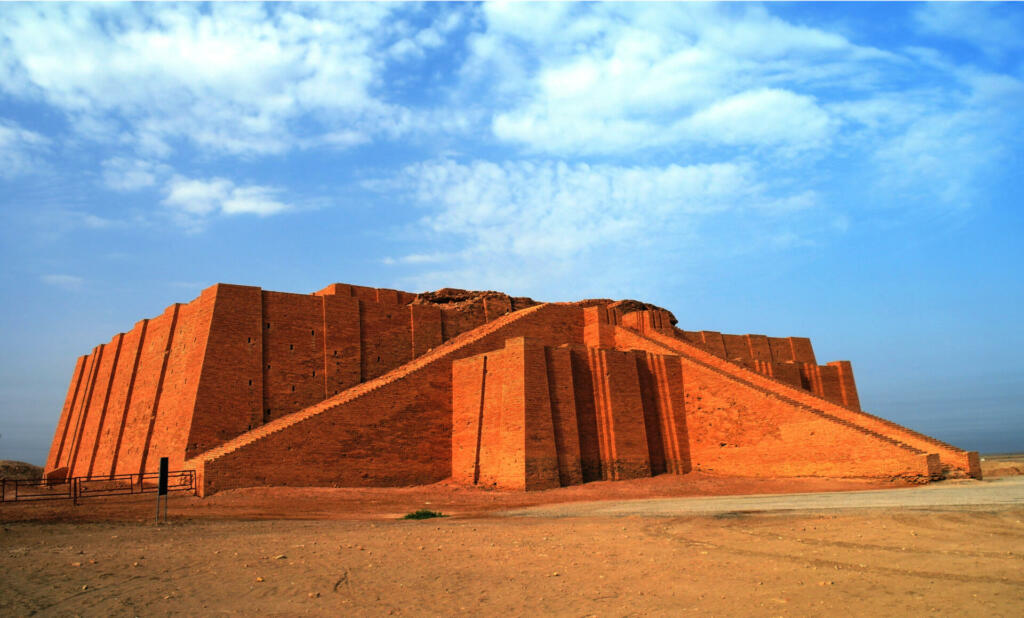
top-left (44, 282), bottom-right (980, 494)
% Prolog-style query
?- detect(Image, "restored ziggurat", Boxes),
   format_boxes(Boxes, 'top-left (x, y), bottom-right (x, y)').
top-left (45, 282), bottom-right (981, 496)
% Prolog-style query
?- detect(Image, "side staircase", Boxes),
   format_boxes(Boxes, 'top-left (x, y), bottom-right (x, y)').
top-left (184, 303), bottom-right (553, 491)
top-left (621, 324), bottom-right (979, 478)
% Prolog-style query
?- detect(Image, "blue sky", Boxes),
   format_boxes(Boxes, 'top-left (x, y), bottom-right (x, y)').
top-left (1, 2), bottom-right (1022, 465)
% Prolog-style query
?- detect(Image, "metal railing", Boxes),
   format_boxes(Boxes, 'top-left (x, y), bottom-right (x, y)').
top-left (1, 470), bottom-right (196, 505)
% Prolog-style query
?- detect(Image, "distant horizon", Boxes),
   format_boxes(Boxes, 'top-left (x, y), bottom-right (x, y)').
top-left (2, 3), bottom-right (1022, 466)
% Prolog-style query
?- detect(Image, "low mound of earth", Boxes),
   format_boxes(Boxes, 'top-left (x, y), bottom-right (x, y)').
top-left (981, 453), bottom-right (1024, 478)
top-left (0, 460), bottom-right (42, 481)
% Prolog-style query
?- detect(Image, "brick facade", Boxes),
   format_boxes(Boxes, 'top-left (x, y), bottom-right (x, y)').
top-left (44, 282), bottom-right (980, 495)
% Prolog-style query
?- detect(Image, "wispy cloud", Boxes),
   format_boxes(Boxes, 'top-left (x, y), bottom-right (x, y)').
top-left (161, 175), bottom-right (292, 229)
top-left (0, 118), bottom-right (50, 178)
top-left (40, 274), bottom-right (84, 290)
top-left (101, 157), bottom-right (170, 192)
top-left (914, 3), bottom-right (1024, 61)
top-left (380, 158), bottom-right (824, 294)
top-left (0, 3), bottom-right (454, 158)
top-left (474, 3), bottom-right (886, 156)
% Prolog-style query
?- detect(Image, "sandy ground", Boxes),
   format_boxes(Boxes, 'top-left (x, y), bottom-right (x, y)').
top-left (2, 472), bottom-right (1023, 616)
top-left (2, 504), bottom-right (1022, 616)
top-left (982, 453), bottom-right (1024, 478)
top-left (2, 472), bottom-right (1024, 613)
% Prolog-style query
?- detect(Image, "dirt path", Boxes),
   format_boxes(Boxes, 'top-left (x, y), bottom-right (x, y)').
top-left (504, 476), bottom-right (1024, 518)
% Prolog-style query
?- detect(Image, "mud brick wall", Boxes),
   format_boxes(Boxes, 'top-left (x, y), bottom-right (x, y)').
top-left (68, 336), bottom-right (119, 477)
top-left (453, 338), bottom-right (561, 490)
top-left (453, 338), bottom-right (694, 490)
top-left (49, 283), bottom-right (977, 490)
top-left (91, 323), bottom-right (146, 476)
top-left (47, 289), bottom-right (218, 478)
top-left (681, 358), bottom-right (934, 479)
top-left (829, 360), bottom-right (861, 411)
top-left (47, 282), bottom-right (449, 480)
top-left (633, 351), bottom-right (691, 475)
top-left (621, 323), bottom-right (977, 477)
top-left (44, 355), bottom-right (86, 474)
top-left (360, 301), bottom-right (413, 382)
top-left (440, 302), bottom-right (486, 341)
top-left (545, 346), bottom-right (583, 486)
top-left (195, 304), bottom-right (587, 494)
top-left (580, 347), bottom-right (651, 481)
top-left (321, 294), bottom-right (361, 397)
top-left (261, 291), bottom-right (327, 422)
top-left (145, 293), bottom-right (216, 471)
top-left (185, 284), bottom-right (263, 458)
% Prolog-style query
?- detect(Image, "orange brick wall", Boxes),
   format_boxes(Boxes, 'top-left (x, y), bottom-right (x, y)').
top-left (196, 304), bottom-right (587, 494)
top-left (620, 322), bottom-right (976, 477)
top-left (454, 338), bottom-right (695, 490)
top-left (113, 307), bottom-right (172, 474)
top-left (829, 360), bottom-right (862, 411)
top-left (44, 355), bottom-right (85, 474)
top-left (453, 338), bottom-right (561, 490)
top-left (451, 354), bottom-right (485, 486)
top-left (588, 347), bottom-right (651, 481)
top-left (722, 334), bottom-right (749, 361)
top-left (634, 351), bottom-right (691, 475)
top-left (360, 301), bottom-right (413, 382)
top-left (746, 335), bottom-right (772, 362)
top-left (47, 282), bottom-right (567, 482)
top-left (47, 285), bottom-right (974, 491)
top-left (545, 346), bottom-right (583, 486)
top-left (681, 358), bottom-right (932, 478)
top-left (410, 304), bottom-right (443, 357)
top-left (185, 285), bottom-right (263, 458)
top-left (62, 343), bottom-right (104, 477)
top-left (71, 332), bottom-right (123, 476)
top-left (92, 322), bottom-right (146, 476)
top-left (322, 294), bottom-right (361, 397)
top-left (146, 292), bottom-right (216, 471)
top-left (261, 291), bottom-right (326, 421)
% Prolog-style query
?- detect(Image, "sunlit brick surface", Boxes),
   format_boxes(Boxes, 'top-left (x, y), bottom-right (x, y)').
top-left (44, 282), bottom-right (979, 495)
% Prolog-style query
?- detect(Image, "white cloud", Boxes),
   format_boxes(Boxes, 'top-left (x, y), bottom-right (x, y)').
top-left (476, 3), bottom-right (888, 155)
top-left (873, 110), bottom-right (996, 208)
top-left (383, 158), bottom-right (822, 294)
top-left (40, 274), bottom-right (84, 290)
top-left (221, 186), bottom-right (290, 216)
top-left (684, 89), bottom-right (835, 152)
top-left (101, 157), bottom-right (169, 192)
top-left (915, 4), bottom-right (1024, 60)
top-left (161, 175), bottom-right (292, 228)
top-left (0, 3), bottom-right (452, 158)
top-left (0, 119), bottom-right (49, 177)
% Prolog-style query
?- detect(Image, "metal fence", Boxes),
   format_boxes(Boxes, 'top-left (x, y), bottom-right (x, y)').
top-left (1, 470), bottom-right (196, 505)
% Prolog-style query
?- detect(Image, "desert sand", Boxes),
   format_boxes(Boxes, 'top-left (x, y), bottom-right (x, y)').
top-left (2, 473), bottom-right (1023, 616)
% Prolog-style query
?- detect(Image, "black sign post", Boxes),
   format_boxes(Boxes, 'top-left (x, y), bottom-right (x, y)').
top-left (156, 457), bottom-right (169, 523)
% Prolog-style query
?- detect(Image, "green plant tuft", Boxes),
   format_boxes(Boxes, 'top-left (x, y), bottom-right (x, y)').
top-left (402, 509), bottom-right (446, 520)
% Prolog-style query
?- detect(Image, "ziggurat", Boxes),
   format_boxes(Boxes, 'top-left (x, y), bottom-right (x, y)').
top-left (45, 282), bottom-right (980, 496)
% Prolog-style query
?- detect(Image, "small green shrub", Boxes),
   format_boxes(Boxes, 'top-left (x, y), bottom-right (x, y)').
top-left (402, 509), bottom-right (446, 520)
